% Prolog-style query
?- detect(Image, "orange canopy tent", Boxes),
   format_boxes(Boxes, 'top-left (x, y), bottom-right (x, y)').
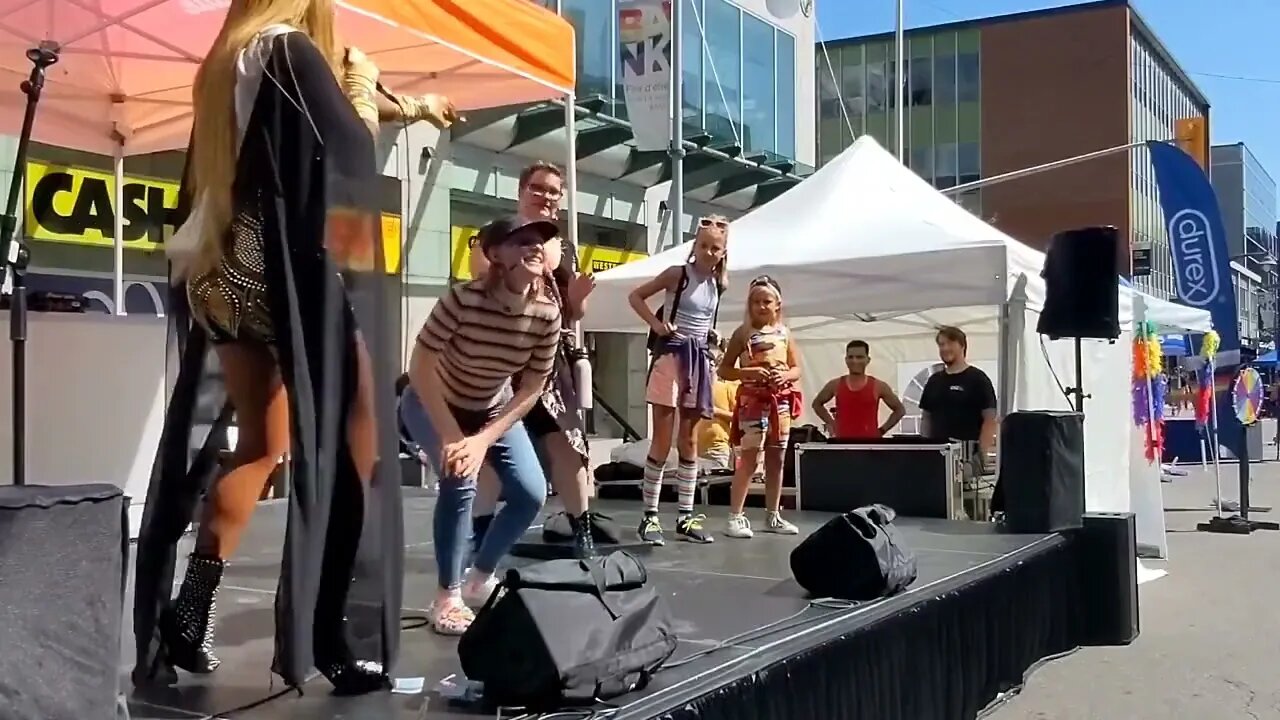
top-left (0, 0), bottom-right (576, 156)
top-left (0, 0), bottom-right (576, 314)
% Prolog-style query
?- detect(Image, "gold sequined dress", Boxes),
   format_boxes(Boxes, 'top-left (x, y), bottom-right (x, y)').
top-left (186, 210), bottom-right (275, 344)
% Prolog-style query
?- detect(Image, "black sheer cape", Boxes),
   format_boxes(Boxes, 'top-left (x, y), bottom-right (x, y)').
top-left (132, 32), bottom-right (404, 686)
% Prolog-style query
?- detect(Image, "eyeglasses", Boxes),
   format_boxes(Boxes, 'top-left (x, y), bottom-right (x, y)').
top-left (525, 181), bottom-right (564, 201)
top-left (698, 216), bottom-right (729, 230)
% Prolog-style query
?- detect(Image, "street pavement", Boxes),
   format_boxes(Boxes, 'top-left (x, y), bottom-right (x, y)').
top-left (995, 430), bottom-right (1280, 720)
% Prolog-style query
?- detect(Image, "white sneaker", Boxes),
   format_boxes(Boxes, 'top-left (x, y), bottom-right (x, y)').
top-left (461, 570), bottom-right (500, 608)
top-left (725, 513), bottom-right (754, 538)
top-left (763, 511), bottom-right (799, 535)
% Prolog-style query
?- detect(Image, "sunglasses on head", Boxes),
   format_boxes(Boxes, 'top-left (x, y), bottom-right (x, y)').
top-left (698, 216), bottom-right (729, 230)
top-left (750, 275), bottom-right (780, 291)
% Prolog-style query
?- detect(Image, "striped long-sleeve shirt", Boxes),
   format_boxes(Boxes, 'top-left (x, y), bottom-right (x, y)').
top-left (416, 280), bottom-right (561, 412)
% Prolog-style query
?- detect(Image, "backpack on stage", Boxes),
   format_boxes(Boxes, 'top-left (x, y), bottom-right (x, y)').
top-left (789, 504), bottom-right (918, 601)
top-left (458, 552), bottom-right (678, 711)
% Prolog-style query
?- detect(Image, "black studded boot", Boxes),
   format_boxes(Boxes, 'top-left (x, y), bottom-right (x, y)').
top-left (159, 554), bottom-right (225, 674)
top-left (569, 512), bottom-right (597, 559)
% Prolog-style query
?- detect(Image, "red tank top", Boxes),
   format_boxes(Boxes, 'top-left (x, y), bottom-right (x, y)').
top-left (834, 375), bottom-right (881, 439)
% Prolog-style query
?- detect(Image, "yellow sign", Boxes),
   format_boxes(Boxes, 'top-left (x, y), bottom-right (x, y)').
top-left (25, 161), bottom-right (181, 251)
top-left (450, 224), bottom-right (647, 280)
top-left (24, 161), bottom-right (404, 273)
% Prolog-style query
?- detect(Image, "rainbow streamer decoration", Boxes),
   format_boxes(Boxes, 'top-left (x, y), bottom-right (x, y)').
top-left (1131, 321), bottom-right (1166, 463)
top-left (1194, 330), bottom-right (1220, 429)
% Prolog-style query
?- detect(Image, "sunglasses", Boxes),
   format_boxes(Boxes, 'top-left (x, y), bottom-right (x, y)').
top-left (750, 274), bottom-right (780, 292)
top-left (698, 216), bottom-right (729, 230)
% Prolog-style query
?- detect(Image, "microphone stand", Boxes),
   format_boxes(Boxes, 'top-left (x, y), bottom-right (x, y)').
top-left (1, 43), bottom-right (59, 486)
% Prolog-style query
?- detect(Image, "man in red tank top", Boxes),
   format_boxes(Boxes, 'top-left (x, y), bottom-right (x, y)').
top-left (811, 340), bottom-right (905, 439)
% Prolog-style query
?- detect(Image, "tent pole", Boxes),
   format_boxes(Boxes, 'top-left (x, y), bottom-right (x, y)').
top-left (894, 0), bottom-right (905, 163)
top-left (940, 140), bottom-right (1153, 196)
top-left (669, 0), bottom-right (684, 252)
top-left (112, 140), bottom-right (125, 316)
top-left (565, 92), bottom-right (591, 411)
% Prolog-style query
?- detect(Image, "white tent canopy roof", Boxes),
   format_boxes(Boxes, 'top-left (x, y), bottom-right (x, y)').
top-left (585, 137), bottom-right (1053, 340)
top-left (1120, 280), bottom-right (1212, 333)
top-left (583, 136), bottom-right (1210, 341)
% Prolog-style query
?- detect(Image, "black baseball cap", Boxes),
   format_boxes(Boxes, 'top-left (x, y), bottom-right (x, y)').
top-left (477, 216), bottom-right (559, 252)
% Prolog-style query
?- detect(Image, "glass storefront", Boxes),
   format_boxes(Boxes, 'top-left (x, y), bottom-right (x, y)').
top-left (817, 29), bottom-right (983, 214)
top-left (563, 0), bottom-right (800, 158)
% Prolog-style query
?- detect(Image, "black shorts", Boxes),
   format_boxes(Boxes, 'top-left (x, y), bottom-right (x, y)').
top-left (523, 402), bottom-right (559, 439)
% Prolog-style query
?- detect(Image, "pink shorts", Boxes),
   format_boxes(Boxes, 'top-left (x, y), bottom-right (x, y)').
top-left (645, 354), bottom-right (683, 408)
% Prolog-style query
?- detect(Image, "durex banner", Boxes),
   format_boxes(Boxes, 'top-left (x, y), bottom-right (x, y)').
top-left (618, 0), bottom-right (672, 152)
top-left (1148, 139), bottom-right (1243, 456)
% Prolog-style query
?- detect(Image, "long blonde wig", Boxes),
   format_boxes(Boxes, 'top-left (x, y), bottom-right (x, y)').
top-left (184, 0), bottom-right (341, 280)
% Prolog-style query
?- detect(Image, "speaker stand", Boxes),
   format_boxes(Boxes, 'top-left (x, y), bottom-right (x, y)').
top-left (1064, 338), bottom-right (1089, 413)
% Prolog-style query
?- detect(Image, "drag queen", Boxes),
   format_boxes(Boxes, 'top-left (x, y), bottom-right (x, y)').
top-left (626, 216), bottom-right (729, 545)
top-left (468, 162), bottom-right (601, 559)
top-left (718, 276), bottom-right (800, 538)
top-left (401, 216), bottom-right (562, 635)
top-left (134, 0), bottom-right (454, 695)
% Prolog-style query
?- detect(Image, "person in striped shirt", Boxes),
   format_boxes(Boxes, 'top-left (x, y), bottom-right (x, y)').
top-left (400, 216), bottom-right (562, 635)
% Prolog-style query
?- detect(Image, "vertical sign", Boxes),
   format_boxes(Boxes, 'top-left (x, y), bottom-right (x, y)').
top-left (1148, 139), bottom-right (1243, 458)
top-left (618, 0), bottom-right (672, 152)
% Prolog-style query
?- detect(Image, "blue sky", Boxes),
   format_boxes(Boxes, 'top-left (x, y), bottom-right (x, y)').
top-left (816, 0), bottom-right (1280, 187)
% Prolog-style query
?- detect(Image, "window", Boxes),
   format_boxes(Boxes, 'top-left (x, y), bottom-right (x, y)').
top-left (702, 0), bottom-right (741, 139)
top-left (681, 0), bottom-right (704, 125)
top-left (775, 29), bottom-right (796, 158)
top-left (838, 45), bottom-right (864, 140)
top-left (958, 142), bottom-right (979, 184)
top-left (909, 57), bottom-right (932, 106)
top-left (935, 142), bottom-right (958, 188)
top-left (957, 52), bottom-right (979, 103)
top-left (911, 144), bottom-right (934, 183)
top-left (866, 60), bottom-right (886, 112)
top-left (741, 13), bottom-right (776, 153)
top-left (563, 0), bottom-right (614, 99)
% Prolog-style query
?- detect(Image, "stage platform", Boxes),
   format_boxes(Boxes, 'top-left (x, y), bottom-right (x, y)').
top-left (125, 495), bottom-right (1088, 720)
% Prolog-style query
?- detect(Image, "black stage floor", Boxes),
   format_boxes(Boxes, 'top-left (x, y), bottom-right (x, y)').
top-left (124, 495), bottom-right (1083, 720)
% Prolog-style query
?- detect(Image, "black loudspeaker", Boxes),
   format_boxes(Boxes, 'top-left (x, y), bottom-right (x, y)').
top-left (0, 485), bottom-right (128, 720)
top-left (1037, 226), bottom-right (1121, 340)
top-left (996, 411), bottom-right (1085, 533)
top-left (1078, 512), bottom-right (1140, 646)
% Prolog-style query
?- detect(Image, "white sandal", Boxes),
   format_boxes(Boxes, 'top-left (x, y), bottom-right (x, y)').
top-left (428, 600), bottom-right (475, 636)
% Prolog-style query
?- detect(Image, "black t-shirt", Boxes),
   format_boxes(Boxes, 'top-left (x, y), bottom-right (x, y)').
top-left (918, 365), bottom-right (997, 442)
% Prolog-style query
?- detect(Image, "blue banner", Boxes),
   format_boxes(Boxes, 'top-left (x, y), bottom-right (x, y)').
top-left (1148, 139), bottom-right (1242, 457)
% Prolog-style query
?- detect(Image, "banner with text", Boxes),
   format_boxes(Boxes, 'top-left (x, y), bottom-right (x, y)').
top-left (618, 0), bottom-right (672, 152)
top-left (1149, 139), bottom-right (1241, 456)
top-left (24, 161), bottom-right (405, 273)
top-left (450, 225), bottom-right (648, 281)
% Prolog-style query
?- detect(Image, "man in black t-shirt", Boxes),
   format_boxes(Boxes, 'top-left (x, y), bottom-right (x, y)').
top-left (918, 326), bottom-right (998, 455)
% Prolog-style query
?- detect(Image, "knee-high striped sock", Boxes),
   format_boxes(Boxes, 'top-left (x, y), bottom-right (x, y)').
top-left (675, 459), bottom-right (698, 515)
top-left (641, 457), bottom-right (664, 514)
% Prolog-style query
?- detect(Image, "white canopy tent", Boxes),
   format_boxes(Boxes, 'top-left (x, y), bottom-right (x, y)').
top-left (585, 137), bottom-right (1135, 513)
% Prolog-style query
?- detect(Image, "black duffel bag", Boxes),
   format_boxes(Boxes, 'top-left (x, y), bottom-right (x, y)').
top-left (458, 551), bottom-right (678, 711)
top-left (789, 504), bottom-right (918, 601)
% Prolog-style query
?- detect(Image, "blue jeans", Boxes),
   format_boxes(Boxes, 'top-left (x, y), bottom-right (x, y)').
top-left (399, 388), bottom-right (547, 590)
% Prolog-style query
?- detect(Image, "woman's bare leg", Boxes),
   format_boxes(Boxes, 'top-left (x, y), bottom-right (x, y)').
top-left (544, 433), bottom-right (589, 517)
top-left (166, 341), bottom-right (287, 675)
top-left (196, 343), bottom-right (289, 558)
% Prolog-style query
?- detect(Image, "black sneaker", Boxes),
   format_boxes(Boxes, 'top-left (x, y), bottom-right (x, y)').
top-left (676, 513), bottom-right (714, 544)
top-left (571, 513), bottom-right (598, 559)
top-left (637, 514), bottom-right (665, 546)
